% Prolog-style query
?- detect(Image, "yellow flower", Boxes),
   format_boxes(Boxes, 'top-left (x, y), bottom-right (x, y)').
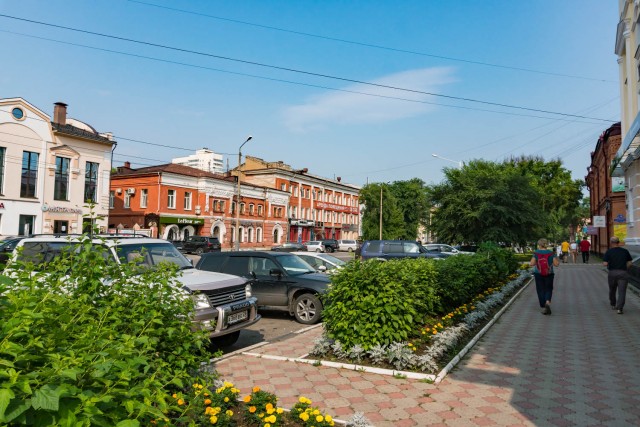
top-left (204, 392), bottom-right (210, 397)
top-left (326, 415), bottom-right (333, 422)
top-left (249, 406), bottom-right (256, 413)
top-left (316, 415), bottom-right (324, 422)
top-left (300, 412), bottom-right (309, 421)
top-left (266, 407), bottom-right (274, 415)
top-left (258, 413), bottom-right (264, 418)
top-left (313, 409), bottom-right (320, 415)
top-left (223, 381), bottom-right (234, 388)
top-left (276, 408), bottom-right (284, 414)
top-left (231, 388), bottom-right (240, 394)
top-left (204, 399), bottom-right (212, 405)
top-left (171, 393), bottom-right (177, 399)
top-left (253, 386), bottom-right (261, 393)
top-left (264, 424), bottom-right (271, 427)
top-left (209, 415), bottom-right (217, 424)
top-left (205, 407), bottom-right (215, 415)
top-left (177, 399), bottom-right (185, 406)
top-left (193, 383), bottom-right (200, 388)
top-left (226, 410), bottom-right (233, 416)
top-left (224, 397), bottom-right (229, 403)
top-left (432, 330), bottom-right (437, 335)
top-left (243, 395), bottom-right (251, 403)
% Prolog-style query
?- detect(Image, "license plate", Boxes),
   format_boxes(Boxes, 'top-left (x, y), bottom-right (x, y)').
top-left (228, 311), bottom-right (248, 324)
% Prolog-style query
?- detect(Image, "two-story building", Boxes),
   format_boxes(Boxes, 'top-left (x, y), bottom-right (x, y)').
top-left (109, 162), bottom-right (290, 248)
top-left (0, 98), bottom-right (114, 235)
top-left (239, 156), bottom-right (361, 243)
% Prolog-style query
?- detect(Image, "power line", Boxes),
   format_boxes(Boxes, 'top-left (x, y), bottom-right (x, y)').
top-left (127, 0), bottom-right (616, 84)
top-left (0, 14), bottom-right (616, 123)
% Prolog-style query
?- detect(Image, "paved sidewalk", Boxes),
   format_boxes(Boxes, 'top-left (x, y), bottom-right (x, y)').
top-left (214, 265), bottom-right (640, 426)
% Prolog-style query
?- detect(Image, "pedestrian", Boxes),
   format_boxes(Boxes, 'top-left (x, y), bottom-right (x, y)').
top-left (530, 238), bottom-right (560, 315)
top-left (603, 236), bottom-right (633, 314)
top-left (579, 237), bottom-right (591, 264)
top-left (561, 239), bottom-right (570, 263)
top-left (569, 241), bottom-right (578, 263)
top-left (556, 243), bottom-right (562, 259)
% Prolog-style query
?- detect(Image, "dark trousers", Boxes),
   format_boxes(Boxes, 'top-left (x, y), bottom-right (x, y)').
top-left (582, 251), bottom-right (589, 263)
top-left (608, 269), bottom-right (628, 310)
top-left (534, 273), bottom-right (554, 307)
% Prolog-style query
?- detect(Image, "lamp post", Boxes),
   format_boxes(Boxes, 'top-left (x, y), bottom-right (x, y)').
top-left (432, 153), bottom-right (463, 168)
top-left (379, 184), bottom-right (383, 240)
top-left (235, 136), bottom-right (253, 251)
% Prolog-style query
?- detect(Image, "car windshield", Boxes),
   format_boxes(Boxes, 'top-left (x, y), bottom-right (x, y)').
top-left (115, 242), bottom-right (193, 269)
top-left (276, 254), bottom-right (316, 275)
top-left (17, 241), bottom-right (113, 267)
top-left (317, 254), bottom-right (346, 266)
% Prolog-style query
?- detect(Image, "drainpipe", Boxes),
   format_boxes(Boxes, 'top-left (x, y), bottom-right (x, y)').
top-left (157, 171), bottom-right (161, 238)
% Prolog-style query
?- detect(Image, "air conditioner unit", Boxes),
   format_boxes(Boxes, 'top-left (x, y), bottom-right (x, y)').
top-left (126, 188), bottom-right (136, 195)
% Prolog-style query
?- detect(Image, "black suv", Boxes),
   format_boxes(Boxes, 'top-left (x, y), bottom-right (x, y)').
top-left (196, 251), bottom-right (331, 324)
top-left (181, 236), bottom-right (221, 255)
top-left (321, 239), bottom-right (339, 253)
top-left (359, 240), bottom-right (448, 261)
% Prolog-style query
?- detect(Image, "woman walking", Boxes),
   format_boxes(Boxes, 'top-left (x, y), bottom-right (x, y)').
top-left (530, 238), bottom-right (560, 315)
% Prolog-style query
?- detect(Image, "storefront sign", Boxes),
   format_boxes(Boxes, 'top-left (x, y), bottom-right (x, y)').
top-left (41, 204), bottom-right (83, 214)
top-left (586, 226), bottom-right (598, 235)
top-left (159, 216), bottom-right (205, 225)
top-left (593, 216), bottom-right (606, 227)
top-left (290, 219), bottom-right (315, 226)
top-left (315, 202), bottom-right (359, 214)
top-left (341, 224), bottom-right (358, 232)
top-left (614, 214), bottom-right (626, 223)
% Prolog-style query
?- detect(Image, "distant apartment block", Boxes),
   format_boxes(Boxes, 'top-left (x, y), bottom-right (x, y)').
top-left (172, 148), bottom-right (224, 175)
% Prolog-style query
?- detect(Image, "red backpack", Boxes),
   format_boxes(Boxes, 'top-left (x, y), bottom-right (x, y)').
top-left (536, 252), bottom-right (553, 276)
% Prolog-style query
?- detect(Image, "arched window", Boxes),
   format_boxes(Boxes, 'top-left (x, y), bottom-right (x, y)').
top-left (257, 205), bottom-right (263, 216)
top-left (240, 203), bottom-right (246, 214)
top-left (257, 227), bottom-right (263, 243)
top-left (239, 227), bottom-right (244, 242)
top-left (249, 204), bottom-right (254, 215)
top-left (273, 228), bottom-right (280, 244)
top-left (248, 228), bottom-right (253, 242)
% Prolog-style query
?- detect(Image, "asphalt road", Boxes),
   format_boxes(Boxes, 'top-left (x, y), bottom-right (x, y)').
top-left (184, 250), bottom-right (354, 353)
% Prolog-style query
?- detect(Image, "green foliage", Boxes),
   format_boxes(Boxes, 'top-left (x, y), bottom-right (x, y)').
top-left (388, 179), bottom-right (431, 240)
top-left (430, 160), bottom-right (543, 244)
top-left (359, 183), bottom-right (409, 240)
top-left (0, 235), bottom-right (212, 425)
top-left (322, 258), bottom-right (439, 349)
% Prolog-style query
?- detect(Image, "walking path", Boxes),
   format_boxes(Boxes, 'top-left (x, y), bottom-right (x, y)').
top-left (213, 264), bottom-right (640, 426)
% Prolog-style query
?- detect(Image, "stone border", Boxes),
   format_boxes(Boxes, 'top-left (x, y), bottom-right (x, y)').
top-left (238, 275), bottom-right (534, 384)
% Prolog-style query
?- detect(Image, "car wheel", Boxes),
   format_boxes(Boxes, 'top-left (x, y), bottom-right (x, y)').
top-left (209, 331), bottom-right (240, 349)
top-left (316, 248), bottom-right (322, 253)
top-left (347, 247), bottom-right (353, 252)
top-left (294, 293), bottom-right (323, 324)
top-left (196, 248), bottom-right (204, 255)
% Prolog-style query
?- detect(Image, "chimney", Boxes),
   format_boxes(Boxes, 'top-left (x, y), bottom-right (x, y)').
top-left (337, 177), bottom-right (342, 182)
top-left (53, 102), bottom-right (67, 125)
top-left (124, 161), bottom-right (131, 169)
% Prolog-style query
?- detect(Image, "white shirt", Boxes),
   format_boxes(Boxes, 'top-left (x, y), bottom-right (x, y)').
top-left (570, 242), bottom-right (577, 251)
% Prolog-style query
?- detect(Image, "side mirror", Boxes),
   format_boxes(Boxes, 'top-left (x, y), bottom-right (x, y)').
top-left (269, 268), bottom-right (283, 277)
top-left (317, 265), bottom-right (327, 272)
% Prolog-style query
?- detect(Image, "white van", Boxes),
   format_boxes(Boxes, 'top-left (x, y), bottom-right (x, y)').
top-left (337, 239), bottom-right (358, 252)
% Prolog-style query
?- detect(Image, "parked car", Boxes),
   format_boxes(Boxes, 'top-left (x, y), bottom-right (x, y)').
top-left (0, 236), bottom-right (26, 264)
top-left (455, 245), bottom-right (479, 253)
top-left (196, 251), bottom-right (331, 324)
top-left (9, 236), bottom-right (260, 346)
top-left (303, 241), bottom-right (325, 253)
top-left (321, 239), bottom-right (339, 253)
top-left (271, 242), bottom-right (306, 252)
top-left (423, 243), bottom-right (474, 256)
top-left (359, 240), bottom-right (449, 261)
top-left (627, 257), bottom-right (640, 288)
top-left (181, 236), bottom-right (221, 255)
top-left (291, 251), bottom-right (346, 273)
top-left (337, 239), bottom-right (358, 252)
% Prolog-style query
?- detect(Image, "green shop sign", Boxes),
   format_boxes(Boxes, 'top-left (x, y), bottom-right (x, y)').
top-left (159, 216), bottom-right (205, 225)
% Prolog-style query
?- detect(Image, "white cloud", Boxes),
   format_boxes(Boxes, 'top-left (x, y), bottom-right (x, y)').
top-left (282, 67), bottom-right (456, 132)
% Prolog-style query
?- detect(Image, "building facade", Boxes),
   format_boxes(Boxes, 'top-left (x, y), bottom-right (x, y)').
top-left (0, 98), bottom-right (114, 236)
top-left (172, 148), bottom-right (225, 175)
top-left (239, 156), bottom-right (361, 243)
top-left (109, 163), bottom-right (290, 249)
top-left (586, 123), bottom-right (625, 255)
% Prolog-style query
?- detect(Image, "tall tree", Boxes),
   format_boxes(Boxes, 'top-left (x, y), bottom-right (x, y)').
top-left (389, 178), bottom-right (430, 240)
top-left (359, 183), bottom-right (404, 240)
top-left (429, 160), bottom-right (542, 244)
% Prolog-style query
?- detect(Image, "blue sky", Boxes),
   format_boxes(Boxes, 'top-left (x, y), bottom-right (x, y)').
top-left (0, 0), bottom-right (619, 188)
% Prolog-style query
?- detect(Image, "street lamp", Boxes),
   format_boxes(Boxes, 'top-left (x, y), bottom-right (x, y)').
top-left (235, 135), bottom-right (253, 251)
top-left (432, 153), bottom-right (463, 168)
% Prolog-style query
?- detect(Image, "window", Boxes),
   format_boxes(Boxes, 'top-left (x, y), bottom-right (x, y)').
top-left (18, 215), bottom-right (35, 235)
top-left (280, 183), bottom-right (286, 191)
top-left (0, 147), bottom-right (5, 194)
top-left (249, 204), bottom-right (254, 215)
top-left (257, 205), bottom-right (263, 216)
top-left (184, 192), bottom-right (192, 210)
top-left (257, 227), bottom-right (263, 243)
top-left (109, 191), bottom-right (115, 208)
top-left (213, 200), bottom-right (220, 211)
top-left (248, 228), bottom-right (253, 242)
top-left (124, 193), bottom-right (131, 208)
top-left (84, 162), bottom-right (99, 203)
top-left (12, 107), bottom-right (24, 120)
top-left (21, 151), bottom-right (39, 198)
top-left (167, 189), bottom-right (176, 209)
top-left (220, 201), bottom-right (225, 212)
top-left (231, 202), bottom-right (236, 214)
top-left (293, 186), bottom-right (298, 197)
top-left (140, 189), bottom-right (148, 208)
top-left (240, 203), bottom-right (246, 214)
top-left (54, 156), bottom-right (70, 201)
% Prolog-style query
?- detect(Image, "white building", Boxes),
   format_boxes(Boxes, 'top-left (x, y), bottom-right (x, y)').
top-left (172, 148), bottom-right (224, 175)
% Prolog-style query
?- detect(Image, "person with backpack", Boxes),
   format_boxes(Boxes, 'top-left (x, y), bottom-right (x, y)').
top-left (530, 238), bottom-right (560, 315)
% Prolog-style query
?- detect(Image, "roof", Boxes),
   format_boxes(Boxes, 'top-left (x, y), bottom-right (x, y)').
top-left (51, 122), bottom-right (114, 145)
top-left (113, 163), bottom-right (232, 179)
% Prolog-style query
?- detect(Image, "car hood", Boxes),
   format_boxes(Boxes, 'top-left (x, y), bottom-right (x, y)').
top-left (179, 268), bottom-right (248, 291)
top-left (292, 272), bottom-right (331, 283)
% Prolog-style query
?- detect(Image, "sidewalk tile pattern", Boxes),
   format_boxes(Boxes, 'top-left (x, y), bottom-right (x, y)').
top-left (214, 265), bottom-right (640, 426)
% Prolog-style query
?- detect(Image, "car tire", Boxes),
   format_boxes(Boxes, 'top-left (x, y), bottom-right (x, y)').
top-left (294, 293), bottom-right (323, 324)
top-left (196, 248), bottom-right (204, 256)
top-left (316, 248), bottom-right (322, 253)
top-left (209, 331), bottom-right (240, 349)
top-left (347, 247), bottom-right (353, 252)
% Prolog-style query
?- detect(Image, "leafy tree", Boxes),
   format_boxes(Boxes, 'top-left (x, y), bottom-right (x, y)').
top-left (429, 160), bottom-right (542, 244)
top-left (389, 179), bottom-right (431, 240)
top-left (359, 183), bottom-right (404, 240)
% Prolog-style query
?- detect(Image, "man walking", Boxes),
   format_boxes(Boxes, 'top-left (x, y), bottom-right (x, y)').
top-left (579, 237), bottom-right (591, 264)
top-left (561, 239), bottom-right (570, 263)
top-left (603, 236), bottom-right (633, 314)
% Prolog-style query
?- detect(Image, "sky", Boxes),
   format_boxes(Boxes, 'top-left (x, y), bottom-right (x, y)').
top-left (0, 0), bottom-right (620, 189)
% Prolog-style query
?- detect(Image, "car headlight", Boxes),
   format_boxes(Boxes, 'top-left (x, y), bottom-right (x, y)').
top-left (194, 293), bottom-right (211, 309)
top-left (245, 283), bottom-right (252, 298)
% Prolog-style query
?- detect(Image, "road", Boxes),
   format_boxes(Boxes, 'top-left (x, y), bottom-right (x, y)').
top-left (184, 250), bottom-right (354, 353)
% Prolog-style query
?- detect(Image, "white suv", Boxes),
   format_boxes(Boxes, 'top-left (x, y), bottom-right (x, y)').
top-left (337, 239), bottom-right (358, 252)
top-left (11, 235), bottom-right (261, 345)
top-left (303, 241), bottom-right (325, 252)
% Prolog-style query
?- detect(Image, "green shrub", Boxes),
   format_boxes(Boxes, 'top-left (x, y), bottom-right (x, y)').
top-left (322, 258), bottom-right (439, 349)
top-left (0, 235), bottom-right (212, 426)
